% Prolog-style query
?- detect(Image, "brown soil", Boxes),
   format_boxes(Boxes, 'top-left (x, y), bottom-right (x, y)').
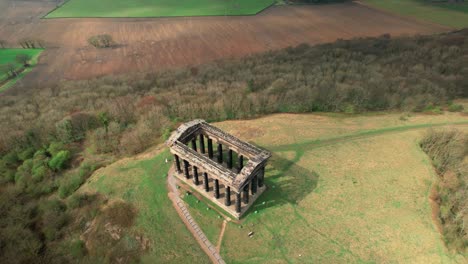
top-left (0, 1), bottom-right (450, 86)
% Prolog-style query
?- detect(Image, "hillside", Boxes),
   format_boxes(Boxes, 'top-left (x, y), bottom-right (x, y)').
top-left (81, 111), bottom-right (468, 262)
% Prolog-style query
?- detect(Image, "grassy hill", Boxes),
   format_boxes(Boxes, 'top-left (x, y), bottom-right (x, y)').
top-left (81, 110), bottom-right (468, 262)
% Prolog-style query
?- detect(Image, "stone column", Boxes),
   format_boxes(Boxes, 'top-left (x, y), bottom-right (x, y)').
top-left (227, 149), bottom-right (233, 169)
top-left (243, 183), bottom-right (249, 204)
top-left (183, 160), bottom-right (190, 179)
top-left (208, 138), bottom-right (214, 159)
top-left (258, 166), bottom-right (265, 187)
top-left (203, 173), bottom-right (209, 192)
top-left (235, 193), bottom-right (241, 213)
top-left (193, 166), bottom-right (199, 185)
top-left (251, 176), bottom-right (257, 195)
top-left (199, 134), bottom-right (205, 154)
top-left (217, 143), bottom-right (223, 164)
top-left (237, 155), bottom-right (244, 172)
top-left (174, 154), bottom-right (181, 173)
top-left (191, 139), bottom-right (197, 152)
top-left (214, 179), bottom-right (220, 199)
top-left (225, 186), bottom-right (231, 206)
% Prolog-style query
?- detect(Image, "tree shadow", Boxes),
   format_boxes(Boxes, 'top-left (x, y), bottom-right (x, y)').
top-left (245, 151), bottom-right (320, 216)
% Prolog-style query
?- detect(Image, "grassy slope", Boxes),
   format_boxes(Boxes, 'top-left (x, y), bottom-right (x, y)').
top-left (79, 149), bottom-right (210, 263)
top-left (0, 49), bottom-right (43, 92)
top-left (80, 111), bottom-right (468, 263)
top-left (212, 112), bottom-right (468, 263)
top-left (364, 0), bottom-right (468, 28)
top-left (45, 0), bottom-right (275, 18)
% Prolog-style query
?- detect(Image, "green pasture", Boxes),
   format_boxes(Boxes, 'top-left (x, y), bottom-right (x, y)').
top-left (82, 112), bottom-right (468, 263)
top-left (45, 0), bottom-right (276, 18)
top-left (80, 150), bottom-right (210, 263)
top-left (0, 49), bottom-right (43, 92)
top-left (364, 0), bottom-right (468, 28)
top-left (192, 113), bottom-right (468, 263)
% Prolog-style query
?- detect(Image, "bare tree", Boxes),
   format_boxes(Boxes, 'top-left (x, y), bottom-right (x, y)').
top-left (16, 54), bottom-right (32, 67)
top-left (0, 63), bottom-right (18, 78)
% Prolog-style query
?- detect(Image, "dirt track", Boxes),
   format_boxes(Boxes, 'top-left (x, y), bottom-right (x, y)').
top-left (0, 0), bottom-right (450, 85)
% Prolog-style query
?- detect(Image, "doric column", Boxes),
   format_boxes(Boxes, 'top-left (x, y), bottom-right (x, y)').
top-left (174, 154), bottom-right (181, 173)
top-left (227, 149), bottom-right (233, 169)
top-left (193, 166), bottom-right (199, 185)
top-left (183, 160), bottom-right (190, 179)
top-left (191, 139), bottom-right (197, 152)
top-left (214, 179), bottom-right (220, 199)
top-left (199, 134), bottom-right (205, 154)
top-left (258, 166), bottom-right (265, 187)
top-left (208, 138), bottom-right (214, 159)
top-left (251, 175), bottom-right (257, 195)
top-left (237, 155), bottom-right (244, 172)
top-left (217, 143), bottom-right (223, 164)
top-left (225, 186), bottom-right (231, 206)
top-left (203, 173), bottom-right (209, 192)
top-left (243, 184), bottom-right (249, 204)
top-left (235, 193), bottom-right (241, 213)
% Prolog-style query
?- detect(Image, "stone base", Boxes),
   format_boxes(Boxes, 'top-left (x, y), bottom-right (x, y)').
top-left (171, 166), bottom-right (266, 219)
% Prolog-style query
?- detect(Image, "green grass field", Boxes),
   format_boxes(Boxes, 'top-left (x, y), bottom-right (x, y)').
top-left (364, 0), bottom-right (468, 28)
top-left (0, 49), bottom-right (43, 92)
top-left (80, 150), bottom-right (210, 263)
top-left (45, 0), bottom-right (275, 18)
top-left (200, 112), bottom-right (468, 263)
top-left (81, 110), bottom-right (468, 263)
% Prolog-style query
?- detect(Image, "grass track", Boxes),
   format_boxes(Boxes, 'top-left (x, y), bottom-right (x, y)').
top-left (364, 0), bottom-right (468, 28)
top-left (45, 0), bottom-right (275, 18)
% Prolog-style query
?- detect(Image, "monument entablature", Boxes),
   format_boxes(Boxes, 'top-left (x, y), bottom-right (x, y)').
top-left (166, 119), bottom-right (271, 218)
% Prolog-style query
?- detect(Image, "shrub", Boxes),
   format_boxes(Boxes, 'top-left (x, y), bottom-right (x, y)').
top-left (420, 129), bottom-right (467, 252)
top-left (18, 147), bottom-right (35, 161)
top-left (88, 34), bottom-right (114, 48)
top-left (47, 141), bottom-right (65, 156)
top-left (70, 239), bottom-right (87, 258)
top-left (31, 165), bottom-right (48, 182)
top-left (448, 104), bottom-right (464, 112)
top-left (48, 150), bottom-right (71, 171)
top-left (58, 163), bottom-right (96, 198)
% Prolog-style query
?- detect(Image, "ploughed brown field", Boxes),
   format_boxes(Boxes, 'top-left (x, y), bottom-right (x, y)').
top-left (0, 0), bottom-right (449, 85)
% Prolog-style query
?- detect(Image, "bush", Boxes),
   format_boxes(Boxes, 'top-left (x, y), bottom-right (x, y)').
top-left (48, 150), bottom-right (71, 171)
top-left (68, 193), bottom-right (95, 209)
top-left (48, 141), bottom-right (65, 156)
top-left (70, 239), bottom-right (87, 258)
top-left (59, 163), bottom-right (96, 198)
top-left (448, 103), bottom-right (464, 112)
top-left (88, 34), bottom-right (114, 48)
top-left (18, 147), bottom-right (35, 161)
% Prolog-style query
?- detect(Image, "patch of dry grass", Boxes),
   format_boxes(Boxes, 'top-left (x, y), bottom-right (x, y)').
top-left (212, 113), bottom-right (468, 263)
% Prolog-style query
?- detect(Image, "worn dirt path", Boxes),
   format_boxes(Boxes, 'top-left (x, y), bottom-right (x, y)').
top-left (215, 220), bottom-right (228, 252)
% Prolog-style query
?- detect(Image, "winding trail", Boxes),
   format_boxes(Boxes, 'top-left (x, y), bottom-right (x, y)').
top-left (167, 168), bottom-right (226, 264)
